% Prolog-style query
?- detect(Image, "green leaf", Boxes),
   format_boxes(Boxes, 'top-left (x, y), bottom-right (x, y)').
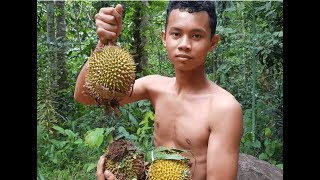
top-left (104, 127), bottom-right (115, 145)
top-left (52, 125), bottom-right (65, 135)
top-left (105, 134), bottom-right (113, 145)
top-left (86, 163), bottom-right (96, 172)
top-left (258, 153), bottom-right (268, 160)
top-left (266, 2), bottom-right (271, 11)
top-left (74, 139), bottom-right (83, 145)
top-left (118, 126), bottom-right (128, 134)
top-left (252, 140), bottom-right (261, 148)
top-left (154, 146), bottom-right (188, 154)
top-left (266, 142), bottom-right (275, 157)
top-left (151, 146), bottom-right (189, 162)
top-left (143, 111), bottom-right (155, 123)
top-left (246, 132), bottom-right (253, 142)
top-left (278, 31), bottom-right (283, 37)
top-left (154, 146), bottom-right (171, 153)
top-left (85, 128), bottom-right (104, 148)
top-left (128, 112), bottom-right (138, 126)
top-left (264, 139), bottom-right (270, 146)
top-left (64, 129), bottom-right (76, 139)
top-left (129, 134), bottom-right (138, 141)
top-left (154, 152), bottom-right (187, 161)
top-left (276, 164), bottom-right (283, 169)
top-left (264, 127), bottom-right (271, 138)
top-left (104, 127), bottom-right (115, 137)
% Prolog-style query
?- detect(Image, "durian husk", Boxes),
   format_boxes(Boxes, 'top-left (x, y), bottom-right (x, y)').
top-left (104, 139), bottom-right (146, 180)
top-left (85, 45), bottom-right (136, 116)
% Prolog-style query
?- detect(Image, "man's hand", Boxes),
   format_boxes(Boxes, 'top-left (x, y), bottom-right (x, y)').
top-left (96, 155), bottom-right (118, 180)
top-left (95, 4), bottom-right (123, 45)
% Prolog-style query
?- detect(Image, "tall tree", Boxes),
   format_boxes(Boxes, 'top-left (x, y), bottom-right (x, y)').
top-left (45, 0), bottom-right (68, 114)
top-left (46, 0), bottom-right (57, 99)
top-left (55, 1), bottom-right (68, 90)
top-left (132, 1), bottom-right (149, 75)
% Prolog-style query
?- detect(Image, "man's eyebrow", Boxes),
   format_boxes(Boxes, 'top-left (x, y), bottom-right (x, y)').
top-left (191, 29), bottom-right (206, 33)
top-left (169, 27), bottom-right (207, 33)
top-left (169, 27), bottom-right (182, 31)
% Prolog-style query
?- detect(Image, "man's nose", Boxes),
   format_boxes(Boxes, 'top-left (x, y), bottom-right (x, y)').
top-left (178, 35), bottom-right (191, 51)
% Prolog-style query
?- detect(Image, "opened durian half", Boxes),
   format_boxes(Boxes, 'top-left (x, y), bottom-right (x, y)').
top-left (104, 139), bottom-right (146, 180)
top-left (146, 146), bottom-right (192, 180)
top-left (85, 45), bottom-right (136, 116)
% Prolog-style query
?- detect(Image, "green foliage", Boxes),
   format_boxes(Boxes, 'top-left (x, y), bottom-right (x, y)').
top-left (37, 123), bottom-right (112, 179)
top-left (212, 2), bottom-right (283, 169)
top-left (137, 110), bottom-right (155, 151)
top-left (241, 105), bottom-right (283, 168)
top-left (115, 100), bottom-right (155, 151)
top-left (37, 99), bottom-right (58, 132)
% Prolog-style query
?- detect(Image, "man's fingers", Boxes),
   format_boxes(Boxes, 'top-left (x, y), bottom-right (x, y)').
top-left (96, 155), bottom-right (105, 180)
top-left (114, 4), bottom-right (123, 26)
top-left (98, 155), bottom-right (105, 166)
top-left (115, 4), bottom-right (123, 15)
top-left (96, 19), bottom-right (118, 33)
top-left (96, 172), bottom-right (105, 180)
top-left (96, 28), bottom-right (117, 45)
top-left (98, 5), bottom-right (122, 26)
top-left (95, 4), bottom-right (122, 45)
top-left (104, 170), bottom-right (118, 180)
top-left (96, 155), bottom-right (118, 180)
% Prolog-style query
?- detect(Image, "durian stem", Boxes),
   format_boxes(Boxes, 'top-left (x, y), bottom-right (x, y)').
top-left (107, 40), bottom-right (114, 46)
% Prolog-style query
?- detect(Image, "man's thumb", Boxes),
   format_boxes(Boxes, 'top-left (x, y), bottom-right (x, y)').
top-left (115, 4), bottom-right (122, 15)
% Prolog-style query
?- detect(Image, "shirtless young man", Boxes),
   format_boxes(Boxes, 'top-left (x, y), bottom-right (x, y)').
top-left (74, 1), bottom-right (243, 180)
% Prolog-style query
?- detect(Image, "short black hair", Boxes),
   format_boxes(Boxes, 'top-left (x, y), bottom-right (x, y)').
top-left (165, 1), bottom-right (217, 38)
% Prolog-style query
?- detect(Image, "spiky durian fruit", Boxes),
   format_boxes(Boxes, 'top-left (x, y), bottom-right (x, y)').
top-left (104, 139), bottom-right (146, 180)
top-left (85, 45), bottom-right (136, 116)
top-left (146, 147), bottom-right (192, 180)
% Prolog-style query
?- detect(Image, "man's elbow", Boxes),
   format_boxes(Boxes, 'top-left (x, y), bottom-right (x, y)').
top-left (74, 90), bottom-right (96, 105)
top-left (73, 92), bottom-right (81, 103)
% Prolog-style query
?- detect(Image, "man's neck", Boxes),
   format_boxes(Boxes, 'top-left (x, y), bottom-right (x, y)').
top-left (174, 67), bottom-right (210, 95)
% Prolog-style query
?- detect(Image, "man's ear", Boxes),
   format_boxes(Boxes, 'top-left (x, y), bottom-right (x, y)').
top-left (161, 31), bottom-right (166, 48)
top-left (209, 34), bottom-right (220, 52)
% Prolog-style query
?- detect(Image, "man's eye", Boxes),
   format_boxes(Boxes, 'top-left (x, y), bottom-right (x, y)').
top-left (192, 34), bottom-right (202, 39)
top-left (171, 32), bottom-right (180, 37)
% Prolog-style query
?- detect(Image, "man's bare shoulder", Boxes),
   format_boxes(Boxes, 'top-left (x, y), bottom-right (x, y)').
top-left (138, 74), bottom-right (173, 86)
top-left (140, 74), bottom-right (172, 81)
top-left (209, 84), bottom-right (243, 123)
top-left (212, 84), bottom-right (241, 109)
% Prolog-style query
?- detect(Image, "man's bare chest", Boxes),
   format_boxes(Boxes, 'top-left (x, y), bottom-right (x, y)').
top-left (153, 97), bottom-right (212, 149)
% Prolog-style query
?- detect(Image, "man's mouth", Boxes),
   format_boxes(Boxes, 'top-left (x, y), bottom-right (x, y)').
top-left (176, 54), bottom-right (192, 60)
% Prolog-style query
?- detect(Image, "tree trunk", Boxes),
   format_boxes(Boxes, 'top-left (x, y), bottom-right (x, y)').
top-left (46, 0), bottom-right (68, 115)
top-left (46, 0), bottom-right (57, 99)
top-left (55, 1), bottom-right (68, 90)
top-left (132, 1), bottom-right (149, 76)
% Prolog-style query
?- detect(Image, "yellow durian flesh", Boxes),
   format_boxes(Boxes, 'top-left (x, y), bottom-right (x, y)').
top-left (148, 159), bottom-right (191, 180)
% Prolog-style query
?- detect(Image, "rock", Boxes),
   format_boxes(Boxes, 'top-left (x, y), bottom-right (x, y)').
top-left (237, 153), bottom-right (283, 180)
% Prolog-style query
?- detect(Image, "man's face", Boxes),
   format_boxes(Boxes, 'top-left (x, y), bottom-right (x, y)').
top-left (162, 9), bottom-right (219, 71)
